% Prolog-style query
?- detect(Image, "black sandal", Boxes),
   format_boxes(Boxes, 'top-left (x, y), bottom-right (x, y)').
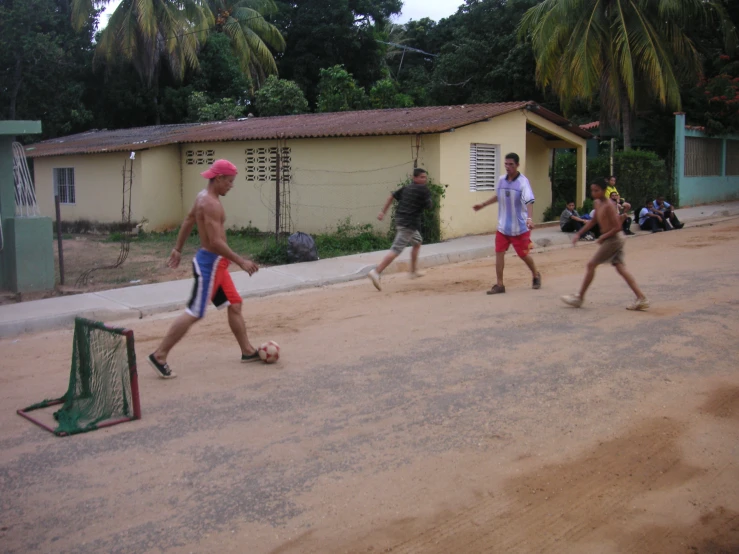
top-left (487, 284), bottom-right (506, 295)
top-left (241, 351), bottom-right (261, 363)
top-left (148, 353), bottom-right (177, 379)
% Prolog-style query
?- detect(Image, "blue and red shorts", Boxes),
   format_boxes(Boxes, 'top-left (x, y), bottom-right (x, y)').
top-left (186, 249), bottom-right (241, 319)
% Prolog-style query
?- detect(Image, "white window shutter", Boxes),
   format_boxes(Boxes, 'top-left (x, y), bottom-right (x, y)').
top-left (470, 143), bottom-right (499, 192)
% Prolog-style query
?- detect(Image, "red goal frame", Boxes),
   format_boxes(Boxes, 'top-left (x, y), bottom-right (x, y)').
top-left (17, 320), bottom-right (141, 436)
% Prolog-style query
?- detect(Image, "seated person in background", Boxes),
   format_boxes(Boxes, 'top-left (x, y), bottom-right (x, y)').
top-left (560, 202), bottom-right (586, 232)
top-left (639, 200), bottom-right (671, 232)
top-left (610, 191), bottom-right (635, 235)
top-left (561, 202), bottom-right (595, 240)
top-left (604, 176), bottom-right (619, 201)
top-left (653, 196), bottom-right (684, 229)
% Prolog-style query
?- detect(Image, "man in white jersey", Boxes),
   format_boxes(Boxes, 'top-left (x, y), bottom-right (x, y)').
top-left (473, 152), bottom-right (541, 294)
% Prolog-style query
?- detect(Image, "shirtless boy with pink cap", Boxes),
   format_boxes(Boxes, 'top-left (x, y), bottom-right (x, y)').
top-left (147, 159), bottom-right (262, 378)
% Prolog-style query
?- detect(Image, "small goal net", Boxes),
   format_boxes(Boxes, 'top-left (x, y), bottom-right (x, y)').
top-left (18, 317), bottom-right (141, 436)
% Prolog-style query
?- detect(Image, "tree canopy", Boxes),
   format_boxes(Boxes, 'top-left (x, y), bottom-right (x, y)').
top-left (518, 0), bottom-right (737, 148)
top-left (2, 0), bottom-right (737, 149)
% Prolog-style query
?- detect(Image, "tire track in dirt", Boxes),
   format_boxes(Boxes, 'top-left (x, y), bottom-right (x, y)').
top-left (342, 387), bottom-right (739, 554)
top-left (379, 417), bottom-right (701, 554)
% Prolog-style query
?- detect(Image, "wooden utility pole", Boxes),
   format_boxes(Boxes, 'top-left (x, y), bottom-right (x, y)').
top-left (610, 138), bottom-right (615, 176)
top-left (550, 148), bottom-right (557, 215)
top-left (55, 193), bottom-right (65, 285)
top-left (275, 147), bottom-right (281, 239)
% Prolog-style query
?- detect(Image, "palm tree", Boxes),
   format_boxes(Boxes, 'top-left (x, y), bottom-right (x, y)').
top-left (72, 0), bottom-right (213, 124)
top-left (209, 0), bottom-right (286, 90)
top-left (518, 0), bottom-right (737, 149)
top-left (378, 22), bottom-right (409, 77)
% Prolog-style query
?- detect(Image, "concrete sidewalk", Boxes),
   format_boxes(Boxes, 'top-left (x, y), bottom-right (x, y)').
top-left (2, 201), bottom-right (738, 338)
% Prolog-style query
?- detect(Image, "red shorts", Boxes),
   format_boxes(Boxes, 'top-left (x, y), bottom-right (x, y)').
top-left (187, 251), bottom-right (242, 319)
top-left (211, 258), bottom-right (241, 308)
top-left (495, 231), bottom-right (533, 258)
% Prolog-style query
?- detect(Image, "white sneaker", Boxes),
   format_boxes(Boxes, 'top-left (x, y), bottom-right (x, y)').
top-left (368, 269), bottom-right (382, 291)
top-left (626, 297), bottom-right (649, 311)
top-left (561, 293), bottom-right (583, 308)
top-left (409, 271), bottom-right (425, 279)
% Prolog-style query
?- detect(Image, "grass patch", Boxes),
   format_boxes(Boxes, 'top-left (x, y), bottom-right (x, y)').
top-left (314, 218), bottom-right (391, 258)
top-left (101, 219), bottom-right (391, 267)
top-left (253, 219), bottom-right (392, 265)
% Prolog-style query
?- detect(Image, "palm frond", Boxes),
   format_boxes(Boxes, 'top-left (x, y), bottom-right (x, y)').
top-left (244, 25), bottom-right (279, 74)
top-left (232, 6), bottom-right (286, 50)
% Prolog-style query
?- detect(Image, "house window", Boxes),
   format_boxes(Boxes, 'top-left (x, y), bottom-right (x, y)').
top-left (469, 143), bottom-right (499, 192)
top-left (185, 149), bottom-right (216, 165)
top-left (53, 168), bottom-right (76, 204)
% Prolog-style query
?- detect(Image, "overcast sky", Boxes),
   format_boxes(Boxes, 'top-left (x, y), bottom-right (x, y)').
top-left (100, 0), bottom-right (462, 29)
top-left (394, 0), bottom-right (462, 22)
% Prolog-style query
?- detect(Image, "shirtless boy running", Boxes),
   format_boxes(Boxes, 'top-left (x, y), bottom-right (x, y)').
top-left (147, 159), bottom-right (260, 379)
top-left (561, 181), bottom-right (649, 311)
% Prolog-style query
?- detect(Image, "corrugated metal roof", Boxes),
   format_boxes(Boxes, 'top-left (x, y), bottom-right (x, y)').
top-left (25, 102), bottom-right (592, 158)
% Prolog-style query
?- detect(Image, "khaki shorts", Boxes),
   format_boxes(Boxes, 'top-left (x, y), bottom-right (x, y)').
top-left (391, 226), bottom-right (422, 254)
top-left (590, 233), bottom-right (625, 266)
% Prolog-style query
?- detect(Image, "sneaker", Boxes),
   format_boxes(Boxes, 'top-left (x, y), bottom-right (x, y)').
top-left (368, 269), bottom-right (382, 291)
top-left (532, 272), bottom-right (542, 290)
top-left (148, 353), bottom-right (177, 379)
top-left (583, 233), bottom-right (595, 241)
top-left (626, 297), bottom-right (650, 311)
top-left (561, 294), bottom-right (583, 308)
top-left (409, 271), bottom-right (425, 279)
top-left (241, 351), bottom-right (261, 363)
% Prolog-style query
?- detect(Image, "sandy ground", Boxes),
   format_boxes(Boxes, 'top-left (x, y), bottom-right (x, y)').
top-left (1, 220), bottom-right (738, 554)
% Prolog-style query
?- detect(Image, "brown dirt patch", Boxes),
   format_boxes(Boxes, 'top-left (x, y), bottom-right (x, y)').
top-left (700, 386), bottom-right (739, 420)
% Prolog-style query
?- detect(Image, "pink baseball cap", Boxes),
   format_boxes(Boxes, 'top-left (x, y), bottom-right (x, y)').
top-left (201, 159), bottom-right (238, 179)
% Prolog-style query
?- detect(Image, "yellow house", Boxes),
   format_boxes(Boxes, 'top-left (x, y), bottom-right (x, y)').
top-left (26, 102), bottom-right (590, 239)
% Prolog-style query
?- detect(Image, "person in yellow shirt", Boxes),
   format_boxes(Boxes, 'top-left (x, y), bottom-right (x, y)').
top-left (604, 176), bottom-right (619, 200)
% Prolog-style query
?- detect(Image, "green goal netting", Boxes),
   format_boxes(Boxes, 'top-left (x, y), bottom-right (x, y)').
top-left (17, 317), bottom-right (141, 436)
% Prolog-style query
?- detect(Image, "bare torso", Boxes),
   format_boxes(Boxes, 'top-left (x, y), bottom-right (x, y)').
top-left (594, 198), bottom-right (620, 237)
top-left (193, 190), bottom-right (227, 252)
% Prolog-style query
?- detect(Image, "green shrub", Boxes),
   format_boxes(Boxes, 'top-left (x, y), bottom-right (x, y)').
top-left (252, 218), bottom-right (392, 264)
top-left (253, 238), bottom-right (290, 265)
top-left (229, 222), bottom-right (261, 237)
top-left (592, 150), bottom-right (671, 206)
top-left (548, 149), bottom-right (672, 210)
top-left (550, 150), bottom-right (578, 207)
top-left (314, 218), bottom-right (392, 258)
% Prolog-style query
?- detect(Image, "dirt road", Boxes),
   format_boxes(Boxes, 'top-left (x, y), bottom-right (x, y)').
top-left (1, 220), bottom-right (738, 553)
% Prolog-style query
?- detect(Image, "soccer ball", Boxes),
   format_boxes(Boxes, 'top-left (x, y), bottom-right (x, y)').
top-left (258, 340), bottom-right (280, 363)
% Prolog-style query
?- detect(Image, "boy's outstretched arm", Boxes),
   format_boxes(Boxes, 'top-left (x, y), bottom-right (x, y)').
top-left (377, 194), bottom-right (395, 221)
top-left (473, 194), bottom-right (498, 211)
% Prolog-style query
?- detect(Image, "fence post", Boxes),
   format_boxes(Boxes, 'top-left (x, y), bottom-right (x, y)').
top-left (55, 193), bottom-right (65, 285)
top-left (673, 113), bottom-right (686, 206)
top-left (275, 146), bottom-right (281, 240)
